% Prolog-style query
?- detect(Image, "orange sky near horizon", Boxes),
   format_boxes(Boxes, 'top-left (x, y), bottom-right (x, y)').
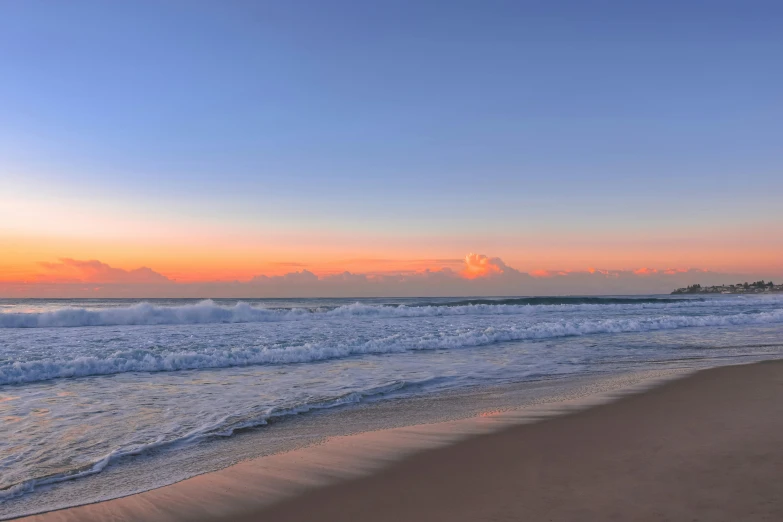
top-left (2, 185), bottom-right (781, 283)
top-left (2, 1), bottom-right (783, 294)
top-left (3, 174), bottom-right (782, 285)
top-left (2, 231), bottom-right (781, 284)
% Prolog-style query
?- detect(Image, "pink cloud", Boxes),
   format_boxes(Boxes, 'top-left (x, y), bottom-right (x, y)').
top-left (37, 258), bottom-right (171, 284)
top-left (633, 267), bottom-right (659, 276)
top-left (249, 269), bottom-right (319, 284)
top-left (462, 253), bottom-right (513, 279)
top-left (530, 269), bottom-right (572, 278)
top-left (662, 267), bottom-right (706, 275)
top-left (2, 255), bottom-right (773, 298)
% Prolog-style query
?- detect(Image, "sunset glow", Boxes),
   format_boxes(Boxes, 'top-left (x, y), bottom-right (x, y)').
top-left (0, 1), bottom-right (781, 297)
top-left (3, 5), bottom-right (783, 521)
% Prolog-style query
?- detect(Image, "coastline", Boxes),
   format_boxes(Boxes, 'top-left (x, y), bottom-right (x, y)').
top-left (4, 294), bottom-right (783, 519)
top-left (5, 366), bottom-right (697, 520)
top-left (10, 359), bottom-right (783, 521)
top-left (3, 364), bottom-right (709, 522)
top-left (241, 359), bottom-right (783, 522)
top-left (15, 360), bottom-right (783, 522)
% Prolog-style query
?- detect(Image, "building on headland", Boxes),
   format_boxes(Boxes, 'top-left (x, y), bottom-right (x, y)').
top-left (672, 281), bottom-right (783, 295)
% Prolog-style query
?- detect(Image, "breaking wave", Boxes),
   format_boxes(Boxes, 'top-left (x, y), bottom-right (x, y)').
top-left (2, 309), bottom-right (782, 386)
top-left (0, 296), bottom-right (748, 329)
top-left (428, 296), bottom-right (699, 307)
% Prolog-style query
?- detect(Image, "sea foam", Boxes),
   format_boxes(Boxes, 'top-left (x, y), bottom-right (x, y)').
top-left (0, 380), bottom-right (407, 502)
top-left (2, 308), bottom-right (782, 386)
top-left (0, 296), bottom-right (760, 329)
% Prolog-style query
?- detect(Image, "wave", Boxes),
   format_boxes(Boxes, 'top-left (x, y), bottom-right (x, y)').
top-left (0, 381), bottom-right (408, 502)
top-left (429, 296), bottom-right (700, 307)
top-left (3, 309), bottom-right (782, 386)
top-left (0, 296), bottom-right (759, 329)
top-left (0, 301), bottom-right (302, 328)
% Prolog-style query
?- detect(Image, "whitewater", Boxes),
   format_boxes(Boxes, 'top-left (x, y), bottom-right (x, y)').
top-left (1, 294), bottom-right (783, 518)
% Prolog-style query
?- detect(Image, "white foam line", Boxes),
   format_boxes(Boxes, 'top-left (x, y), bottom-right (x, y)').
top-left (2, 296), bottom-right (779, 328)
top-left (3, 309), bottom-right (783, 385)
top-left (0, 381), bottom-right (409, 503)
top-left (2, 366), bottom-right (705, 521)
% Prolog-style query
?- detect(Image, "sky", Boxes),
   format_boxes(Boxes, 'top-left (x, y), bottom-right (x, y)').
top-left (1, 1), bottom-right (781, 296)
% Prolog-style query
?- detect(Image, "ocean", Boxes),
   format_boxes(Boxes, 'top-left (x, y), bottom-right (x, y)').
top-left (2, 294), bottom-right (783, 518)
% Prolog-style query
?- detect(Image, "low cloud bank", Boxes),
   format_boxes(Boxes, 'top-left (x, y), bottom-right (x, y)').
top-left (462, 253), bottom-right (518, 279)
top-left (1, 254), bottom-right (775, 298)
top-left (37, 258), bottom-right (171, 284)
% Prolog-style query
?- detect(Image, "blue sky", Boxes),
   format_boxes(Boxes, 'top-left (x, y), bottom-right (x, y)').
top-left (1, 0), bottom-right (781, 285)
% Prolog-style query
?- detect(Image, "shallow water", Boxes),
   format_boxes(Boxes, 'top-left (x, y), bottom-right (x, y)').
top-left (1, 294), bottom-right (782, 517)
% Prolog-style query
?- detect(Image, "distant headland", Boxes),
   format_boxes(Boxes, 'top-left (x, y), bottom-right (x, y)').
top-left (672, 280), bottom-right (782, 295)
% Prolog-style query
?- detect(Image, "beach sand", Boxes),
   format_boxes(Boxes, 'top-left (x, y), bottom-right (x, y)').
top-left (19, 361), bottom-right (783, 522)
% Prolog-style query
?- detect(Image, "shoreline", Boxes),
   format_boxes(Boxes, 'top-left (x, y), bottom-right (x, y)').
top-left (5, 363), bottom-right (714, 520)
top-left (243, 359), bottom-right (783, 522)
top-left (10, 366), bottom-right (695, 521)
top-left (12, 359), bottom-right (783, 521)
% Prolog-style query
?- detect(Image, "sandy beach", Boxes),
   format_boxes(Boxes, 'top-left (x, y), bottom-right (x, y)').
top-left (17, 360), bottom-right (783, 522)
top-left (5, 2), bottom-right (781, 520)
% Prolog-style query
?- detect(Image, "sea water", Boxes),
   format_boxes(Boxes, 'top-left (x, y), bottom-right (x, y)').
top-left (1, 295), bottom-right (782, 517)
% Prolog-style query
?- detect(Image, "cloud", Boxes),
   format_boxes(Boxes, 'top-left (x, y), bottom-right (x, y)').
top-left (522, 267), bottom-right (744, 295)
top-left (462, 253), bottom-right (517, 279)
top-left (663, 267), bottom-right (698, 275)
top-left (1, 255), bottom-right (775, 298)
top-left (37, 258), bottom-right (171, 284)
top-left (250, 270), bottom-right (319, 284)
top-left (310, 258), bottom-right (465, 276)
top-left (530, 269), bottom-right (572, 278)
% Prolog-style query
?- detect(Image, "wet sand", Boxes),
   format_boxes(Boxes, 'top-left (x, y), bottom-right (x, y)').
top-left (19, 361), bottom-right (783, 522)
